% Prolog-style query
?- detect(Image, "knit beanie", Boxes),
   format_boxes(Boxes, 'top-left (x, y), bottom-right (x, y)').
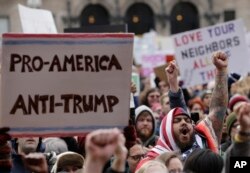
top-left (226, 112), bottom-right (237, 136)
top-left (228, 73), bottom-right (241, 88)
top-left (228, 94), bottom-right (249, 111)
top-left (173, 107), bottom-right (190, 118)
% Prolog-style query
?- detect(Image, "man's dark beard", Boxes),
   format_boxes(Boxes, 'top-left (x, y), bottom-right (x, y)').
top-left (175, 133), bottom-right (195, 152)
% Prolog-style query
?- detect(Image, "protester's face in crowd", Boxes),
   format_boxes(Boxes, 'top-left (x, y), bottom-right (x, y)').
top-left (147, 91), bottom-right (161, 107)
top-left (151, 103), bottom-right (162, 125)
top-left (202, 94), bottom-right (212, 108)
top-left (162, 96), bottom-right (170, 115)
top-left (191, 103), bottom-right (203, 114)
top-left (127, 144), bottom-right (145, 173)
top-left (17, 137), bottom-right (39, 154)
top-left (136, 112), bottom-right (153, 139)
top-left (190, 103), bottom-right (204, 120)
top-left (172, 115), bottom-right (194, 151)
top-left (158, 80), bottom-right (169, 94)
top-left (167, 157), bottom-right (183, 173)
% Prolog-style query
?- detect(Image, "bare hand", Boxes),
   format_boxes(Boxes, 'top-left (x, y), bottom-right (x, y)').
top-left (235, 102), bottom-right (250, 132)
top-left (212, 51), bottom-right (228, 71)
top-left (165, 60), bottom-right (179, 92)
top-left (113, 133), bottom-right (127, 160)
top-left (22, 153), bottom-right (48, 173)
top-left (85, 128), bottom-right (121, 164)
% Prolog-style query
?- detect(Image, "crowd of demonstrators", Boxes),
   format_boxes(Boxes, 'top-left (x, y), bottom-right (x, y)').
top-left (1, 50), bottom-right (250, 173)
top-left (136, 51), bottom-right (229, 169)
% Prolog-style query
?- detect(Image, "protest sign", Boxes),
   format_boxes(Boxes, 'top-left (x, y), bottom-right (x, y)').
top-left (154, 64), bottom-right (168, 86)
top-left (18, 4), bottom-right (57, 33)
top-left (131, 72), bottom-right (140, 96)
top-left (141, 53), bottom-right (166, 77)
top-left (0, 33), bottom-right (134, 137)
top-left (172, 19), bottom-right (250, 87)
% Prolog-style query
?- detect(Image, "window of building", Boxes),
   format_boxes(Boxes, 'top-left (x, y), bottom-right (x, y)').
top-left (224, 10), bottom-right (235, 22)
top-left (170, 2), bottom-right (199, 34)
top-left (80, 4), bottom-right (110, 26)
top-left (125, 3), bottom-right (155, 35)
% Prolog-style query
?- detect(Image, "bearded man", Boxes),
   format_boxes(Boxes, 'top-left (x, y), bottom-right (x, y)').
top-left (135, 105), bottom-right (158, 148)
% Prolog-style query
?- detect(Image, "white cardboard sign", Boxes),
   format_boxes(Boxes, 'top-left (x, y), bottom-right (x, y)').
top-left (172, 19), bottom-right (250, 87)
top-left (18, 4), bottom-right (57, 33)
top-left (1, 33), bottom-right (134, 137)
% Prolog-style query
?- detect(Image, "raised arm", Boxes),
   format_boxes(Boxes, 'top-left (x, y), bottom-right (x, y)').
top-left (165, 60), bottom-right (188, 111)
top-left (84, 128), bottom-right (127, 173)
top-left (208, 51), bottom-right (228, 144)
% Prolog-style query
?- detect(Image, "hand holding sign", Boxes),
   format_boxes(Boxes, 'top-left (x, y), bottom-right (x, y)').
top-left (212, 51), bottom-right (228, 71)
top-left (165, 60), bottom-right (179, 92)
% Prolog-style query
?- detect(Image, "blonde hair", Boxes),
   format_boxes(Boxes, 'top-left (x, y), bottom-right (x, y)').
top-left (135, 160), bottom-right (168, 173)
top-left (231, 75), bottom-right (250, 96)
top-left (155, 151), bottom-right (182, 167)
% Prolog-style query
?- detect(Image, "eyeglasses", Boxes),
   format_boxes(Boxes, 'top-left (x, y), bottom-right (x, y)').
top-left (129, 154), bottom-right (146, 161)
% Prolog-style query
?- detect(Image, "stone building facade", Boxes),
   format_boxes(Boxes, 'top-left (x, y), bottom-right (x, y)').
top-left (0, 0), bottom-right (250, 35)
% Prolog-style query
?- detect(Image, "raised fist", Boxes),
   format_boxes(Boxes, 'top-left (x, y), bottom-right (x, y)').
top-left (212, 51), bottom-right (228, 71)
